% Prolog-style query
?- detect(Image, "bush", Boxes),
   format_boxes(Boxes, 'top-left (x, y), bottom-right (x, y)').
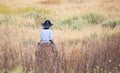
top-left (101, 19), bottom-right (120, 28)
top-left (82, 13), bottom-right (105, 24)
top-left (56, 16), bottom-right (84, 30)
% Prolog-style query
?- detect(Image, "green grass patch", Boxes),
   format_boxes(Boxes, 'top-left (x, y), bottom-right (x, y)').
top-left (82, 13), bottom-right (105, 24)
top-left (18, 7), bottom-right (51, 14)
top-left (0, 70), bottom-right (4, 73)
top-left (101, 19), bottom-right (120, 28)
top-left (0, 6), bottom-right (13, 14)
top-left (0, 66), bottom-right (24, 73)
top-left (9, 66), bottom-right (24, 73)
top-left (0, 6), bottom-right (51, 15)
top-left (55, 16), bottom-right (84, 30)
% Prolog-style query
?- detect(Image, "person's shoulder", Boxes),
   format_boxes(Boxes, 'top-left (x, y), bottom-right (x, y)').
top-left (48, 28), bottom-right (52, 30)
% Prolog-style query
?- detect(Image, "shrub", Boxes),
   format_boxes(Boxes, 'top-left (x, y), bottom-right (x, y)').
top-left (82, 13), bottom-right (105, 24)
top-left (56, 16), bottom-right (84, 30)
top-left (101, 19), bottom-right (120, 28)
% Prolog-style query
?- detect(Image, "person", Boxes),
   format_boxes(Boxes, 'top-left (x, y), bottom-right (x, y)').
top-left (40, 20), bottom-right (54, 44)
top-left (39, 20), bottom-right (57, 54)
top-left (35, 20), bottom-right (58, 73)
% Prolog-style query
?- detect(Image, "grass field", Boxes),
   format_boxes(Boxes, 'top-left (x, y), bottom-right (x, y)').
top-left (0, 0), bottom-right (120, 73)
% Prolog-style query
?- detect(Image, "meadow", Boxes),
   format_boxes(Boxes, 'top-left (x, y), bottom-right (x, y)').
top-left (0, 0), bottom-right (120, 73)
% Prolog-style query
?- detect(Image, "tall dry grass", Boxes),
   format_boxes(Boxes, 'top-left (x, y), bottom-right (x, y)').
top-left (0, 0), bottom-right (120, 73)
top-left (0, 25), bottom-right (38, 73)
top-left (0, 24), bottom-right (120, 73)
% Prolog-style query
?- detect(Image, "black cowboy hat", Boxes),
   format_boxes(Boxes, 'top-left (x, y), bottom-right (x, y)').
top-left (42, 20), bottom-right (53, 28)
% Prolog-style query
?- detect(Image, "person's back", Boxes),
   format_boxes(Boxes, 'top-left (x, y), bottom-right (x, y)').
top-left (39, 20), bottom-right (54, 44)
top-left (40, 28), bottom-right (54, 43)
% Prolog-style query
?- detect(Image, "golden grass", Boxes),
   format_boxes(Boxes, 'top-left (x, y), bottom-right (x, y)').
top-left (0, 0), bottom-right (120, 73)
top-left (0, 22), bottom-right (120, 73)
top-left (0, 0), bottom-right (120, 18)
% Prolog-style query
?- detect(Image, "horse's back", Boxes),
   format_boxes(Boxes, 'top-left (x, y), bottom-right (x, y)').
top-left (35, 43), bottom-right (57, 73)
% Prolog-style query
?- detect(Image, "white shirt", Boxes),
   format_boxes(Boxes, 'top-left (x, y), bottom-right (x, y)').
top-left (40, 28), bottom-right (54, 42)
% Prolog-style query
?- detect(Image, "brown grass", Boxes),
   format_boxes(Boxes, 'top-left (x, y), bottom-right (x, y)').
top-left (0, 0), bottom-right (120, 73)
top-left (0, 25), bottom-right (38, 73)
top-left (1, 0), bottom-right (120, 18)
top-left (0, 24), bottom-right (120, 73)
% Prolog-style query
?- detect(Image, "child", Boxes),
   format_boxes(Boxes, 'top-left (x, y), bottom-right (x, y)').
top-left (40, 20), bottom-right (54, 44)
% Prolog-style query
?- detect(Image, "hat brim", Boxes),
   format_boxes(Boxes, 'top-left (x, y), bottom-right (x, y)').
top-left (42, 23), bottom-right (53, 27)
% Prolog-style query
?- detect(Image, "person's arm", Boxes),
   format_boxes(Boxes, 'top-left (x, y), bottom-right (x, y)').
top-left (50, 30), bottom-right (54, 44)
